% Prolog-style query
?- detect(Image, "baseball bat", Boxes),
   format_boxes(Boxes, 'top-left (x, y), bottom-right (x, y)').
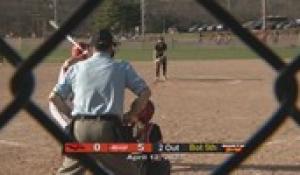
top-left (49, 20), bottom-right (85, 52)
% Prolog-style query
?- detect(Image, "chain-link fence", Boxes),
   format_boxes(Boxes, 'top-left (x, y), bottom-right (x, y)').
top-left (0, 0), bottom-right (299, 174)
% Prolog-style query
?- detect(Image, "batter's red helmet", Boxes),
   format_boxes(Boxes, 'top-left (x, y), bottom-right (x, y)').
top-left (137, 100), bottom-right (155, 124)
top-left (71, 42), bottom-right (89, 59)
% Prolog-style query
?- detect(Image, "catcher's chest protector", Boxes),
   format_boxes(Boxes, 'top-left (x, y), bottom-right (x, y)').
top-left (137, 123), bottom-right (163, 143)
top-left (141, 123), bottom-right (171, 175)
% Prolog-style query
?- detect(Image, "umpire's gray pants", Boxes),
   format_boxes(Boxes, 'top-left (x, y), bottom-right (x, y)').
top-left (57, 119), bottom-right (146, 175)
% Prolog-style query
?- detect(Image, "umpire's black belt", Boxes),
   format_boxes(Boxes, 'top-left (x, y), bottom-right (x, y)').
top-left (74, 114), bottom-right (121, 122)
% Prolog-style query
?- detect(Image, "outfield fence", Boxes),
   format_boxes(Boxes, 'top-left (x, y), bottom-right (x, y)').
top-left (4, 29), bottom-right (300, 62)
top-left (4, 28), bottom-right (300, 51)
top-left (0, 0), bottom-right (299, 174)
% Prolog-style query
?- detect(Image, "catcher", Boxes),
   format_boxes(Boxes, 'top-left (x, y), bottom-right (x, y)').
top-left (124, 100), bottom-right (171, 175)
top-left (153, 36), bottom-right (168, 81)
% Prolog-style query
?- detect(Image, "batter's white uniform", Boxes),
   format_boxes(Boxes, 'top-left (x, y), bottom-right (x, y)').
top-left (49, 66), bottom-right (74, 129)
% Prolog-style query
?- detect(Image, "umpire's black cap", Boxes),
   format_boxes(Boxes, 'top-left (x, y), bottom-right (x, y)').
top-left (89, 29), bottom-right (116, 50)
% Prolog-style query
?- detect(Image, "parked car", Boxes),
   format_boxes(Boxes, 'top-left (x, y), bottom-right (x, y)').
top-left (283, 20), bottom-right (297, 29)
top-left (295, 19), bottom-right (300, 27)
top-left (275, 21), bottom-right (289, 30)
top-left (167, 27), bottom-right (178, 34)
top-left (253, 20), bottom-right (263, 30)
top-left (243, 16), bottom-right (291, 30)
top-left (188, 24), bottom-right (201, 33)
top-left (242, 20), bottom-right (262, 30)
top-left (216, 24), bottom-right (229, 31)
top-left (266, 16), bottom-right (289, 29)
top-left (242, 20), bottom-right (255, 29)
top-left (207, 24), bottom-right (217, 31)
top-left (198, 24), bottom-right (208, 32)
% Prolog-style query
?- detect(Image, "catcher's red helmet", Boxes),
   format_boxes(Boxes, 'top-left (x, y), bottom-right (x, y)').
top-left (137, 100), bottom-right (155, 124)
top-left (71, 42), bottom-right (89, 59)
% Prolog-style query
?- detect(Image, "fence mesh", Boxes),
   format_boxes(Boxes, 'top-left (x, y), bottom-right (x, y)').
top-left (0, 0), bottom-right (299, 174)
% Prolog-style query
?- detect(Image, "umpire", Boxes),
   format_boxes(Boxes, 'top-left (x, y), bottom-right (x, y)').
top-left (49, 29), bottom-right (151, 175)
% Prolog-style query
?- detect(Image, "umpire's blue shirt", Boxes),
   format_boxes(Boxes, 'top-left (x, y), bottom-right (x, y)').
top-left (53, 52), bottom-right (148, 117)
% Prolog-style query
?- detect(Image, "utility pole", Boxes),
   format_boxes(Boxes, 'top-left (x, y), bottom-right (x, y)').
top-left (262, 0), bottom-right (266, 30)
top-left (227, 0), bottom-right (231, 11)
top-left (141, 0), bottom-right (145, 38)
top-left (54, 0), bottom-right (58, 22)
top-left (286, 0), bottom-right (291, 17)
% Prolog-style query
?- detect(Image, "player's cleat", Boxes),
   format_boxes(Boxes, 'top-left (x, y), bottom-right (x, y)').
top-left (162, 76), bottom-right (167, 81)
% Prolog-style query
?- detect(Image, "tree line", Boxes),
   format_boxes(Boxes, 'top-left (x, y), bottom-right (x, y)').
top-left (1, 0), bottom-right (300, 37)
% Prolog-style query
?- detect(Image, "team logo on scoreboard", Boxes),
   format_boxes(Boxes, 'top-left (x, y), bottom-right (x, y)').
top-left (109, 144), bottom-right (129, 152)
top-left (137, 143), bottom-right (145, 152)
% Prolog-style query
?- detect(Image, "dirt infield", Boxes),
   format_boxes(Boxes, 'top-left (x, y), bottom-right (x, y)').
top-left (0, 60), bottom-right (299, 175)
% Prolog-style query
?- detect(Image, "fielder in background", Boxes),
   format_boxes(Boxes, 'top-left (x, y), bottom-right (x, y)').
top-left (153, 36), bottom-right (168, 81)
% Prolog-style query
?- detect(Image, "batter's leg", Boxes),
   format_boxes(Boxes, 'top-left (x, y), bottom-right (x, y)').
top-left (156, 59), bottom-right (161, 80)
top-left (57, 156), bottom-right (85, 175)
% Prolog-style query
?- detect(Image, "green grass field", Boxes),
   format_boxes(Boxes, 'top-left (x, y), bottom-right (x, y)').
top-left (18, 41), bottom-right (299, 62)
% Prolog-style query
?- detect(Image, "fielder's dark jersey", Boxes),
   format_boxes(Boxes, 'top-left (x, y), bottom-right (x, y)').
top-left (155, 42), bottom-right (167, 57)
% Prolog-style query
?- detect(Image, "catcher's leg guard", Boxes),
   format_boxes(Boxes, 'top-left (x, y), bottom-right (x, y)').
top-left (144, 123), bottom-right (171, 175)
top-left (147, 123), bottom-right (162, 143)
